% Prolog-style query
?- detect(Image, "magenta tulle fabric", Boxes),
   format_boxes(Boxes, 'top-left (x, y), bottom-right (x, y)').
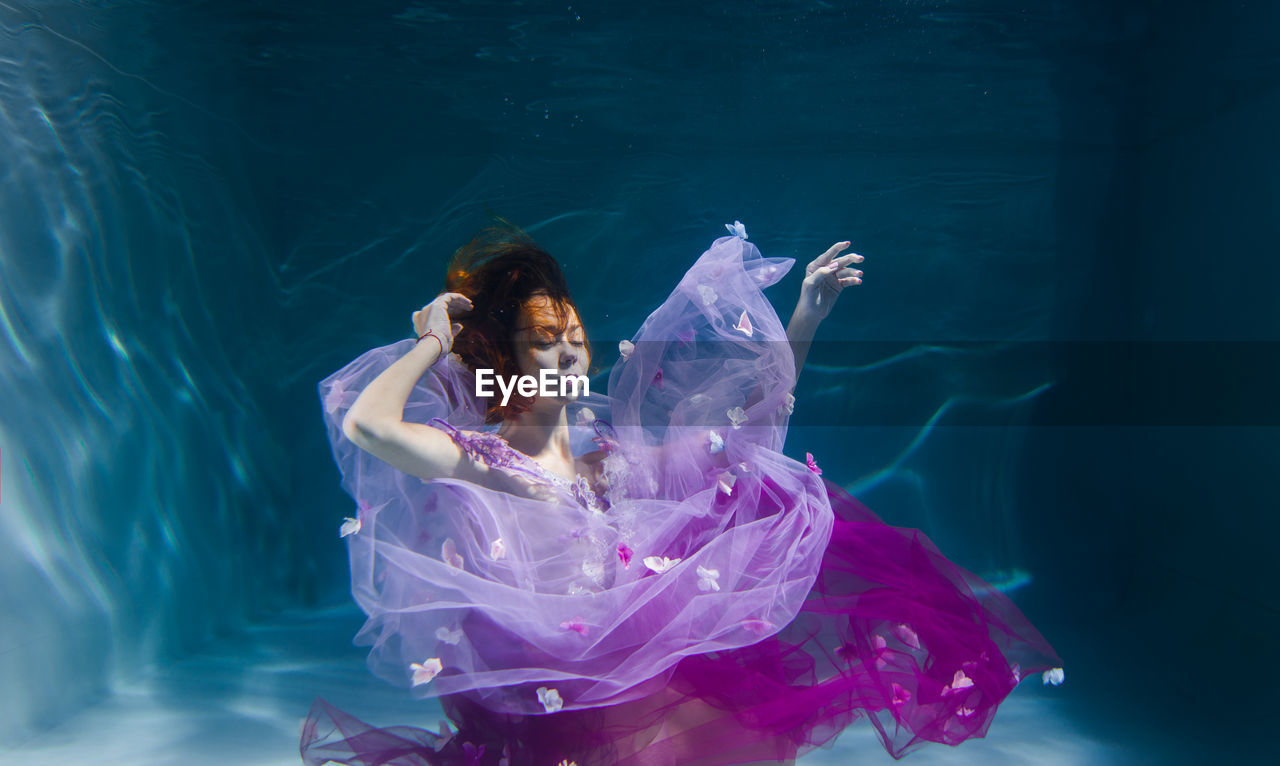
top-left (305, 234), bottom-right (1061, 764)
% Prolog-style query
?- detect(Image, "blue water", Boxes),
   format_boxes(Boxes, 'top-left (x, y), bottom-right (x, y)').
top-left (2, 1), bottom-right (1277, 763)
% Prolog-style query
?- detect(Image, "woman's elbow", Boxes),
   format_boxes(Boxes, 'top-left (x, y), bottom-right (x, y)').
top-left (342, 414), bottom-right (377, 449)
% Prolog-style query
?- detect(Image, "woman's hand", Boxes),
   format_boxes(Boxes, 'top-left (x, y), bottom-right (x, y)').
top-left (412, 292), bottom-right (473, 355)
top-left (794, 241), bottom-right (863, 323)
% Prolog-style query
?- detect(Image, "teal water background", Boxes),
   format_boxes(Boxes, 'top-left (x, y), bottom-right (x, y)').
top-left (1, 1), bottom-right (1277, 763)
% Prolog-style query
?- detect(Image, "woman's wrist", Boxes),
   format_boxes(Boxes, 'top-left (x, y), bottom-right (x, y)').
top-left (786, 307), bottom-right (822, 341)
top-left (414, 329), bottom-right (446, 364)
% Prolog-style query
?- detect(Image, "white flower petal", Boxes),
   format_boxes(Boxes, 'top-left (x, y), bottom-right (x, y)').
top-left (339, 517), bottom-right (361, 538)
top-left (442, 538), bottom-right (465, 570)
top-left (643, 555), bottom-right (682, 574)
top-left (725, 220), bottom-right (749, 240)
top-left (435, 626), bottom-right (464, 645)
top-left (490, 538), bottom-right (507, 560)
top-left (1042, 667), bottom-right (1065, 686)
top-left (536, 686), bottom-right (564, 713)
top-left (618, 340), bottom-right (634, 360)
top-left (697, 284), bottom-right (718, 306)
top-left (410, 657), bottom-right (443, 687)
top-left (696, 565), bottom-right (721, 592)
top-left (727, 407), bottom-right (748, 429)
top-left (708, 430), bottom-right (725, 454)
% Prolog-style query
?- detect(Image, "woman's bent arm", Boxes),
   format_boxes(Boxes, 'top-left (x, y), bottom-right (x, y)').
top-left (342, 339), bottom-right (465, 481)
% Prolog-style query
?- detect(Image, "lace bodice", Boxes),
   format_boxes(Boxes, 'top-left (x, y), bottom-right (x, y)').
top-left (429, 418), bottom-right (607, 513)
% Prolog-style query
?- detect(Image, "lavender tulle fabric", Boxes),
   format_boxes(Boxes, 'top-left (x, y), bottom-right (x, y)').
top-left (305, 234), bottom-right (1061, 764)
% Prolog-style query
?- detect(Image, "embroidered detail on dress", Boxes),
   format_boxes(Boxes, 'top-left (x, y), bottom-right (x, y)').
top-left (429, 418), bottom-right (607, 513)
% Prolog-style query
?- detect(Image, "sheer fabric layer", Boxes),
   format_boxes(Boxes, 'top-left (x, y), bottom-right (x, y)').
top-left (306, 235), bottom-right (1061, 764)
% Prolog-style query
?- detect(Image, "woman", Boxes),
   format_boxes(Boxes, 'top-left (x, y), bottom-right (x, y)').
top-left (303, 219), bottom-right (1061, 765)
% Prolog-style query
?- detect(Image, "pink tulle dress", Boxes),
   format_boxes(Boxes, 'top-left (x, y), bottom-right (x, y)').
top-left (302, 233), bottom-right (1062, 765)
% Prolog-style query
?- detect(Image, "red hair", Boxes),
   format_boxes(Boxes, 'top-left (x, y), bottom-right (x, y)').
top-left (445, 218), bottom-right (590, 423)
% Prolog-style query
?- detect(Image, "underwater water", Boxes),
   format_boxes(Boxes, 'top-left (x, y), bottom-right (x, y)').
top-left (2, 1), bottom-right (1277, 763)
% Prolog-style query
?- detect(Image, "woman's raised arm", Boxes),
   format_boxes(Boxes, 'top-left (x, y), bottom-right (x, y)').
top-left (342, 293), bottom-right (473, 481)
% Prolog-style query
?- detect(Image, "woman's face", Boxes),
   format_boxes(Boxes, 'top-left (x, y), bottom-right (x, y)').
top-left (511, 294), bottom-right (589, 405)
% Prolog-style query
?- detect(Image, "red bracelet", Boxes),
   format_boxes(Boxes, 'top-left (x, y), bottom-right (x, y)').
top-left (416, 329), bottom-right (444, 355)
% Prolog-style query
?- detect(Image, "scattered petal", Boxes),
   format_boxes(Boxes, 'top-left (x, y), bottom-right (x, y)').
top-left (805, 452), bottom-right (822, 475)
top-left (616, 543), bottom-right (634, 568)
top-left (557, 761), bottom-right (578, 766)
top-left (442, 538), bottom-right (465, 570)
top-left (1042, 667), bottom-right (1065, 686)
top-left (780, 392), bottom-right (796, 416)
top-left (643, 555), bottom-right (682, 574)
top-left (575, 407), bottom-right (596, 426)
top-left (727, 407), bottom-right (748, 429)
top-left (410, 658), bottom-right (443, 686)
top-left (435, 626), bottom-right (464, 645)
top-left (697, 284), bottom-right (718, 306)
top-left (537, 686), bottom-right (564, 713)
top-left (708, 430), bottom-right (725, 454)
top-left (733, 310), bottom-right (753, 337)
top-left (697, 565), bottom-right (721, 592)
top-left (716, 471), bottom-right (737, 495)
top-left (891, 682), bottom-right (911, 707)
top-left (725, 220), bottom-right (749, 240)
top-left (872, 634), bottom-right (887, 651)
top-left (324, 383), bottom-right (347, 416)
top-left (1011, 664), bottom-right (1022, 684)
top-left (560, 616), bottom-right (589, 636)
top-left (950, 669), bottom-right (975, 692)
top-left (741, 618), bottom-right (774, 636)
top-left (618, 340), bottom-right (634, 360)
top-left (895, 623), bottom-right (920, 649)
top-left (339, 516), bottom-right (361, 538)
top-left (957, 706), bottom-right (976, 718)
top-left (653, 367), bottom-right (664, 389)
top-left (490, 538), bottom-right (507, 560)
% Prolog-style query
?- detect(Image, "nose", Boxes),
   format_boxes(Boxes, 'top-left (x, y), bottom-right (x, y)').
top-left (559, 340), bottom-right (579, 369)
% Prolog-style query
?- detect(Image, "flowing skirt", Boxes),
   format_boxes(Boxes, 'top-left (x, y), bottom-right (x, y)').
top-left (300, 479), bottom-right (1061, 766)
